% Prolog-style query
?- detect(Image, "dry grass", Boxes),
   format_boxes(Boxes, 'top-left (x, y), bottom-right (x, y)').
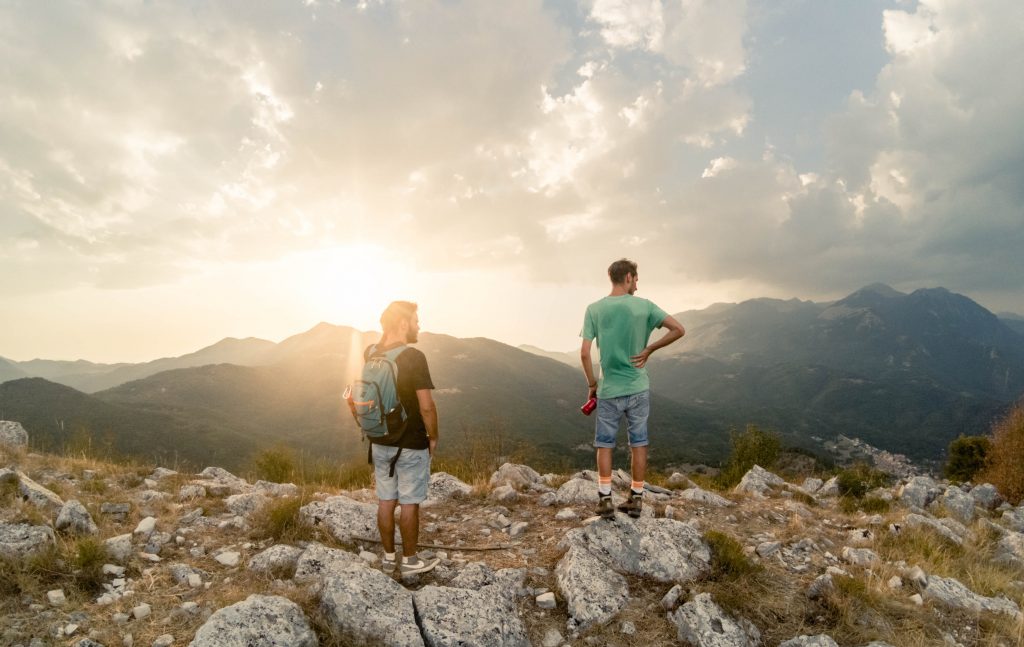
top-left (249, 493), bottom-right (318, 544)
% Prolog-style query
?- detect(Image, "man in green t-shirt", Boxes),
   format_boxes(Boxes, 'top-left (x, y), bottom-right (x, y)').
top-left (580, 259), bottom-right (685, 519)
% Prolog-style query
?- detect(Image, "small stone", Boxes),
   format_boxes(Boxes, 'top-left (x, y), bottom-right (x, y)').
top-left (103, 564), bottom-right (126, 576)
top-left (536, 592), bottom-right (556, 609)
top-left (113, 613), bottom-right (130, 624)
top-left (509, 521), bottom-right (528, 538)
top-left (888, 576), bottom-right (903, 589)
top-left (489, 484), bottom-right (518, 502)
top-left (554, 508), bottom-right (577, 521)
top-left (47, 589), bottom-right (66, 606)
top-left (215, 551), bottom-right (240, 567)
top-left (542, 627), bottom-right (564, 647)
top-left (152, 634), bottom-right (173, 647)
top-left (187, 573), bottom-right (202, 588)
top-left (133, 517), bottom-right (156, 537)
top-left (132, 603), bottom-right (151, 620)
top-left (910, 593), bottom-right (924, 606)
top-left (661, 583), bottom-right (684, 610)
top-left (358, 550), bottom-right (378, 564)
top-left (621, 621), bottom-right (636, 635)
top-left (756, 541), bottom-right (781, 558)
top-left (64, 623), bottom-right (78, 636)
top-left (124, 634), bottom-right (134, 647)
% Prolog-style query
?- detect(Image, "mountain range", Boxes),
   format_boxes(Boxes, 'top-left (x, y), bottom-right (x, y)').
top-left (1, 284), bottom-right (1022, 471)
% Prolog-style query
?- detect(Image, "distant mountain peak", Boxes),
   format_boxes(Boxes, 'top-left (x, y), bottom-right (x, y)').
top-left (857, 283), bottom-right (904, 298)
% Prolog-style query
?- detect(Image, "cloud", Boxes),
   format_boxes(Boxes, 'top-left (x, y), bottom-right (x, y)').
top-left (1, 0), bottom-right (1020, 317)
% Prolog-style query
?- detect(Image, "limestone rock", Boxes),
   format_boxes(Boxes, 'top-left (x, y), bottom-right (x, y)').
top-left (899, 476), bottom-right (942, 509)
top-left (679, 487), bottom-right (734, 507)
top-left (995, 531), bottom-right (1024, 567)
top-left (225, 492), bottom-right (270, 517)
top-left (800, 478), bottom-right (824, 494)
top-left (969, 483), bottom-right (1003, 510)
top-left (841, 547), bottom-right (880, 568)
top-left (55, 500), bottom-right (99, 536)
top-left (667, 472), bottom-right (697, 488)
top-left (489, 484), bottom-right (518, 502)
top-left (104, 534), bottom-right (133, 563)
top-left (300, 496), bottom-right (383, 544)
top-left (554, 478), bottom-right (623, 506)
top-left (559, 516), bottom-right (712, 583)
top-left (150, 467), bottom-right (178, 480)
top-left (16, 471), bottom-right (64, 511)
top-left (668, 592), bottom-right (761, 647)
top-left (940, 486), bottom-right (975, 523)
top-left (490, 463), bottom-right (543, 490)
top-left (1002, 506), bottom-right (1024, 533)
top-left (0, 522), bottom-right (55, 559)
top-left (293, 543), bottom-right (363, 584)
top-left (733, 465), bottom-right (784, 498)
top-left (193, 467), bottom-right (250, 496)
top-left (253, 480), bottom-right (299, 497)
top-left (413, 577), bottom-right (530, 647)
top-left (816, 477), bottom-right (840, 498)
top-left (806, 574), bottom-right (834, 600)
top-left (248, 544), bottom-right (304, 578)
top-left (188, 594), bottom-right (317, 647)
top-left (0, 420), bottom-right (29, 447)
top-left (903, 513), bottom-right (965, 545)
top-left (319, 564), bottom-right (424, 647)
top-left (921, 575), bottom-right (1022, 619)
top-left (779, 636), bottom-right (838, 647)
top-left (427, 472), bottom-right (473, 502)
top-left (555, 544), bottom-right (629, 631)
top-left (178, 485), bottom-right (207, 501)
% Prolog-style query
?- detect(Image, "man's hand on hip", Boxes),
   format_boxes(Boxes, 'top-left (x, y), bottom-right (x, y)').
top-left (630, 348), bottom-right (652, 368)
top-left (429, 437), bottom-right (437, 456)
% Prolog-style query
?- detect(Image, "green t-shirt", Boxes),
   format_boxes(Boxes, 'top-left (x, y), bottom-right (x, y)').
top-left (581, 295), bottom-right (669, 399)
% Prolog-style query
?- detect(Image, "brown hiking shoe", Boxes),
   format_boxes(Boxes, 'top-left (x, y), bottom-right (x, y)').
top-left (617, 491), bottom-right (643, 518)
top-left (597, 494), bottom-right (615, 519)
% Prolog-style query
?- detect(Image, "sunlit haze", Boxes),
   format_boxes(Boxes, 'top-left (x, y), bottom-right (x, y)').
top-left (2, 1), bottom-right (1022, 363)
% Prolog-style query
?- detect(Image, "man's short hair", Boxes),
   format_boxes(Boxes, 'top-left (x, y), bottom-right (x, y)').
top-left (380, 301), bottom-right (418, 333)
top-left (608, 259), bottom-right (638, 284)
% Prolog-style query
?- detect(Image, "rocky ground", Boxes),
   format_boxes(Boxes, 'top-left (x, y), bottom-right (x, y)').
top-left (1, 420), bottom-right (1023, 647)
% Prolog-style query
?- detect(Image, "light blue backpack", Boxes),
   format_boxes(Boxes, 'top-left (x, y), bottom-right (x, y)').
top-left (345, 344), bottom-right (408, 440)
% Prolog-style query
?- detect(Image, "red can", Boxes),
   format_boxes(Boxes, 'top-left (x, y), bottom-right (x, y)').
top-left (580, 397), bottom-right (598, 416)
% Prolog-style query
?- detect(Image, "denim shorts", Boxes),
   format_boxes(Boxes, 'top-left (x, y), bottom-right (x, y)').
top-left (372, 445), bottom-right (430, 504)
top-left (594, 390), bottom-right (650, 448)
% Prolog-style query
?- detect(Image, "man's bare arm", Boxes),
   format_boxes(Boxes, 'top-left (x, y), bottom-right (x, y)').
top-left (581, 338), bottom-right (598, 398)
top-left (631, 316), bottom-right (685, 368)
top-left (417, 389), bottom-right (438, 454)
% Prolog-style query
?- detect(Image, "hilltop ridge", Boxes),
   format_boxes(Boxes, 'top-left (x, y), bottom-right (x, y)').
top-left (2, 422), bottom-right (1023, 646)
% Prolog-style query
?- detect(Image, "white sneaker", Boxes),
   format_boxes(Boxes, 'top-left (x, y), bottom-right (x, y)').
top-left (400, 555), bottom-right (439, 576)
top-left (382, 555), bottom-right (397, 573)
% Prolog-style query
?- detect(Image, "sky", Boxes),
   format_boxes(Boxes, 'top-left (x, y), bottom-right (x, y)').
top-left (2, 0), bottom-right (1023, 363)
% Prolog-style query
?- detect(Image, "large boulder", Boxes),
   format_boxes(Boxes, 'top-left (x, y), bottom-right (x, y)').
top-left (733, 465), bottom-right (785, 498)
top-left (319, 563), bottom-right (423, 647)
top-left (489, 463), bottom-right (543, 491)
top-left (921, 575), bottom-right (1022, 619)
top-left (902, 513), bottom-right (966, 545)
top-left (556, 544), bottom-right (629, 631)
top-left (194, 467), bottom-right (250, 496)
top-left (667, 592), bottom-right (761, 647)
top-left (55, 500), bottom-right (99, 536)
top-left (899, 476), bottom-right (942, 509)
top-left (300, 496), bottom-right (385, 544)
top-left (560, 516), bottom-right (711, 583)
top-left (427, 472), bottom-right (473, 502)
top-left (0, 420), bottom-right (29, 447)
top-left (0, 522), bottom-right (55, 559)
top-left (188, 594), bottom-right (318, 647)
top-left (413, 569), bottom-right (530, 647)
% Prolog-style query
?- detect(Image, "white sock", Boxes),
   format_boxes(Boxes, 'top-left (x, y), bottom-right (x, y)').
top-left (385, 552), bottom-right (395, 561)
top-left (403, 555), bottom-right (416, 564)
top-left (598, 484), bottom-right (612, 496)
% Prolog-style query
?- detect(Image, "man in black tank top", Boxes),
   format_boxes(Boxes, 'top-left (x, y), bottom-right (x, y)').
top-left (370, 301), bottom-right (439, 576)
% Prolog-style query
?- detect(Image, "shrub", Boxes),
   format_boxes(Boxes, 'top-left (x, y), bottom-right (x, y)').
top-left (944, 435), bottom-right (991, 483)
top-left (253, 446), bottom-right (296, 484)
top-left (979, 403), bottom-right (1024, 505)
top-left (704, 530), bottom-right (761, 580)
top-left (70, 537), bottom-right (107, 593)
top-left (250, 496), bottom-right (316, 543)
top-left (836, 463), bottom-right (889, 499)
top-left (716, 425), bottom-right (781, 488)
